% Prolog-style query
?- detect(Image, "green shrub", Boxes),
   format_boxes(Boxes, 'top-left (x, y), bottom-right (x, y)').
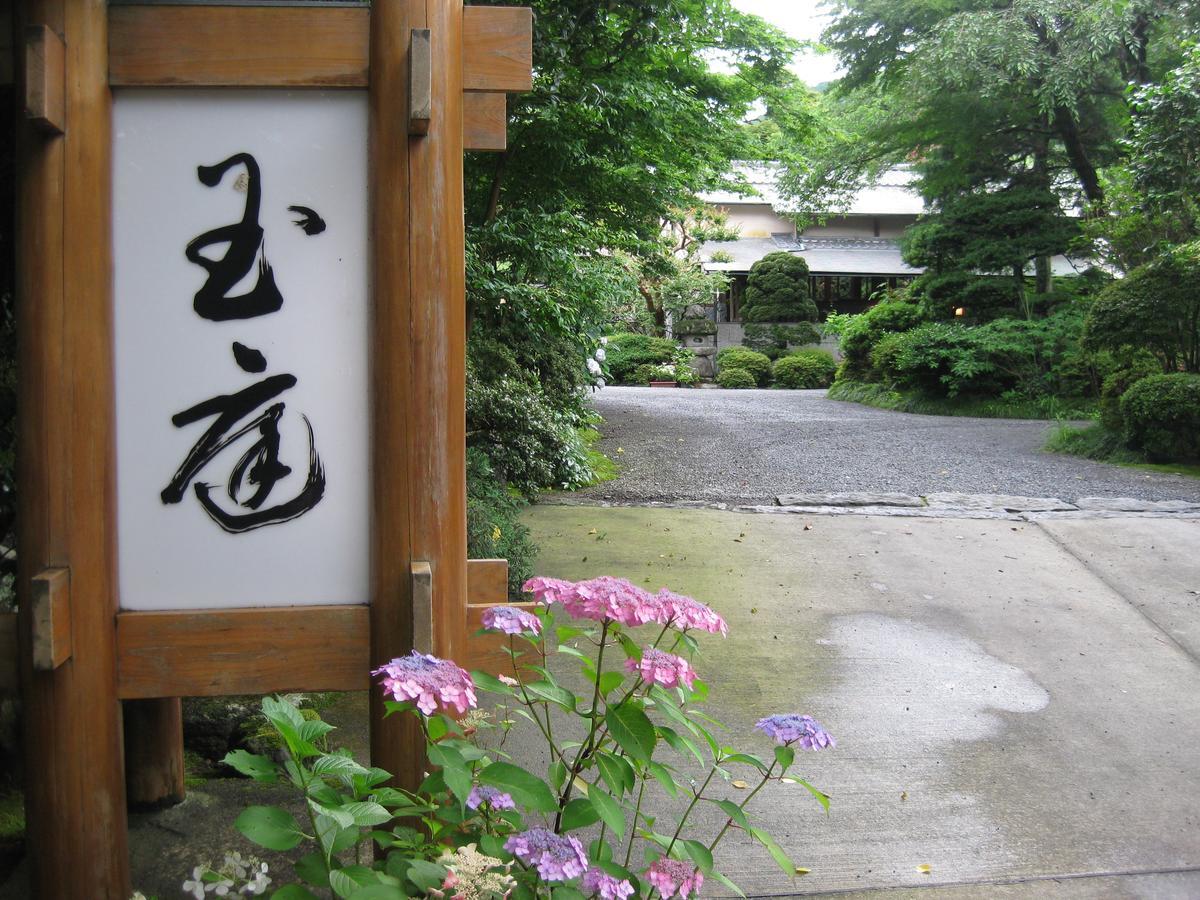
top-left (832, 297), bottom-right (925, 380)
top-left (1099, 350), bottom-right (1161, 431)
top-left (631, 363), bottom-right (657, 386)
top-left (717, 367), bottom-right (757, 389)
top-left (1084, 241), bottom-right (1200, 374)
top-left (774, 351), bottom-right (838, 388)
top-left (716, 348), bottom-right (773, 385)
top-left (743, 322), bottom-right (821, 358)
top-left (604, 332), bottom-right (679, 383)
top-left (466, 449), bottom-right (536, 600)
top-left (742, 252), bottom-right (818, 323)
top-left (1120, 373), bottom-right (1200, 461)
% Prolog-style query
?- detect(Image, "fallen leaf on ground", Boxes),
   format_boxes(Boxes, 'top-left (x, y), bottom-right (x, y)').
top-left (731, 780), bottom-right (749, 789)
top-left (917, 864), bottom-right (931, 875)
top-left (794, 868), bottom-right (810, 876)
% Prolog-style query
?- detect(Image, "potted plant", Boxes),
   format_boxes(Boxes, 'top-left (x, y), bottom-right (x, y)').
top-left (648, 363), bottom-right (678, 387)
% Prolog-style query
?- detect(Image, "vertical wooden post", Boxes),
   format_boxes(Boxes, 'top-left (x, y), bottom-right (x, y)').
top-left (16, 0), bottom-right (131, 895)
top-left (369, 0), bottom-right (469, 793)
top-left (123, 698), bottom-right (185, 809)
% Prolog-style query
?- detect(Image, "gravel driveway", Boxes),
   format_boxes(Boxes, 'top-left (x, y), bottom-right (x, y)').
top-left (571, 386), bottom-right (1200, 506)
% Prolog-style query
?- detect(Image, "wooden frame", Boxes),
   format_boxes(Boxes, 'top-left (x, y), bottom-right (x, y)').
top-left (15, 2), bottom-right (531, 896)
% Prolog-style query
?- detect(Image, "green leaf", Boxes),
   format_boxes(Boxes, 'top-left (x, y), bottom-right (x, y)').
top-left (312, 754), bottom-right (370, 778)
top-left (330, 867), bottom-right (379, 898)
top-left (712, 799), bottom-right (748, 829)
top-left (774, 745), bottom-right (795, 772)
top-left (310, 800), bottom-right (355, 830)
top-left (720, 752), bottom-right (768, 772)
top-left (295, 851), bottom-right (331, 889)
top-left (299, 719), bottom-right (336, 744)
top-left (749, 827), bottom-right (794, 875)
top-left (586, 784), bottom-right (626, 839)
top-left (223, 749), bottom-right (278, 783)
top-left (599, 671), bottom-right (625, 696)
top-left (647, 761), bottom-right (678, 798)
top-left (589, 837), bottom-right (614, 864)
top-left (656, 726), bottom-right (704, 765)
top-left (234, 805), bottom-right (304, 851)
top-left (426, 743), bottom-right (472, 805)
top-left (426, 715), bottom-right (449, 742)
top-left (348, 888), bottom-right (406, 900)
top-left (341, 801), bottom-right (392, 828)
top-left (479, 761), bottom-right (557, 811)
top-left (605, 704), bottom-right (656, 764)
top-left (470, 670), bottom-right (515, 696)
top-left (560, 797), bottom-right (601, 831)
top-left (271, 886), bottom-right (322, 900)
top-left (405, 860), bottom-right (449, 892)
top-left (524, 680), bottom-right (577, 711)
top-left (785, 776), bottom-right (831, 812)
top-left (680, 839), bottom-right (713, 873)
top-left (552, 888), bottom-right (586, 900)
top-left (549, 759), bottom-right (568, 792)
top-left (596, 751), bottom-right (634, 796)
top-left (710, 870), bottom-right (747, 898)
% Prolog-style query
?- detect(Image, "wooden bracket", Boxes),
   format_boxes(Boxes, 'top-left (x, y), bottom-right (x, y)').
top-left (31, 567), bottom-right (71, 670)
top-left (411, 560), bottom-right (434, 654)
top-left (24, 24), bottom-right (65, 134)
top-left (409, 28), bottom-right (432, 136)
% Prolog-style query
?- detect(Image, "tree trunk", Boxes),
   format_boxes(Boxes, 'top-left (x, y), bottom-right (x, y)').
top-left (1013, 264), bottom-right (1031, 320)
top-left (483, 151), bottom-right (509, 224)
top-left (1053, 107), bottom-right (1104, 210)
top-left (1035, 255), bottom-right (1052, 295)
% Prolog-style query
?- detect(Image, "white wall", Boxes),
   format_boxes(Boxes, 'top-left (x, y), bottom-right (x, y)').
top-left (718, 203), bottom-right (795, 238)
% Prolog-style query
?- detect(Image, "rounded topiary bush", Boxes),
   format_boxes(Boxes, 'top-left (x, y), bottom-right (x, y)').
top-left (774, 351), bottom-right (838, 389)
top-left (716, 348), bottom-right (772, 386)
top-left (1120, 373), bottom-right (1200, 461)
top-left (717, 367), bottom-right (757, 389)
top-left (741, 252), bottom-right (818, 323)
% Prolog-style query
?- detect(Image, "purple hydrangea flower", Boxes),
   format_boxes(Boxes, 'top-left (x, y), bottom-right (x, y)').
top-left (581, 868), bottom-right (635, 900)
top-left (656, 590), bottom-right (728, 636)
top-left (466, 785), bottom-right (516, 811)
top-left (372, 651), bottom-right (477, 715)
top-left (503, 828), bottom-right (588, 882)
top-left (644, 858), bottom-right (703, 899)
top-left (525, 575), bottom-right (661, 627)
top-left (624, 648), bottom-right (697, 689)
top-left (480, 605), bottom-right (542, 636)
top-left (755, 714), bottom-right (835, 750)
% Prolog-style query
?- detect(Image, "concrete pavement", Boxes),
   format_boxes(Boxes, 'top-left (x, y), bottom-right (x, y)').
top-left (526, 504), bottom-right (1200, 898)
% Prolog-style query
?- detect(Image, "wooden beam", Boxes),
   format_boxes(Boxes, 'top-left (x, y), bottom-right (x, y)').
top-left (467, 558), bottom-right (510, 606)
top-left (30, 566), bottom-right (70, 670)
top-left (115, 606), bottom-right (370, 700)
top-left (17, 0), bottom-right (131, 891)
top-left (462, 6), bottom-right (532, 92)
top-left (464, 92), bottom-right (507, 152)
top-left (24, 24), bottom-right (65, 133)
top-left (107, 5), bottom-right (532, 95)
top-left (0, 613), bottom-right (16, 694)
top-left (107, 5), bottom-right (370, 87)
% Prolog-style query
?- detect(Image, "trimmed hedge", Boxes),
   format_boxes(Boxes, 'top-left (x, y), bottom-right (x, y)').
top-left (1120, 373), bottom-right (1200, 461)
top-left (715, 348), bottom-right (772, 386)
top-left (774, 350), bottom-right (838, 389)
top-left (604, 332), bottom-right (678, 383)
top-left (717, 367), bottom-right (757, 389)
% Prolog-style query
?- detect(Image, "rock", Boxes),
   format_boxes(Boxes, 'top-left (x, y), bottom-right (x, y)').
top-left (1074, 497), bottom-right (1200, 513)
top-left (925, 493), bottom-right (1077, 512)
top-left (775, 492), bottom-right (925, 508)
top-left (690, 353), bottom-right (716, 379)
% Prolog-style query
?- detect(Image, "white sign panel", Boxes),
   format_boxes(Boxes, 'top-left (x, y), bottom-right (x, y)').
top-left (114, 90), bottom-right (370, 610)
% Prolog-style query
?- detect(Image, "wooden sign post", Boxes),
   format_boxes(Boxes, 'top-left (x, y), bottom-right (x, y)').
top-left (12, 2), bottom-right (531, 896)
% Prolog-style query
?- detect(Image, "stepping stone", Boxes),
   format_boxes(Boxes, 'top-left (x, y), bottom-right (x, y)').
top-left (775, 491), bottom-right (925, 508)
top-left (1075, 497), bottom-right (1200, 513)
top-left (925, 492), bottom-right (1077, 512)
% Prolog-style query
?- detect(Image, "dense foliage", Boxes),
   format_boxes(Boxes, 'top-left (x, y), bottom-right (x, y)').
top-left (772, 351), bottom-right (838, 389)
top-left (465, 450), bottom-right (537, 598)
top-left (715, 348), bottom-right (773, 386)
top-left (604, 333), bottom-right (683, 384)
top-left (741, 253), bottom-right (818, 324)
top-left (1120, 374), bottom-right (1200, 461)
top-left (716, 367), bottom-right (758, 389)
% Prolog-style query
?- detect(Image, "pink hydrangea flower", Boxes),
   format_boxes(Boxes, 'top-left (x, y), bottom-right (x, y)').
top-left (481, 605), bottom-right (542, 636)
top-left (644, 858), bottom-right (703, 899)
top-left (624, 648), bottom-right (696, 689)
top-left (466, 786), bottom-right (516, 811)
top-left (581, 868), bottom-right (635, 900)
top-left (569, 576), bottom-right (662, 626)
top-left (523, 576), bottom-right (578, 605)
top-left (503, 829), bottom-right (588, 882)
top-left (372, 651), bottom-right (477, 715)
top-left (755, 714), bottom-right (835, 750)
top-left (656, 589), bottom-right (728, 636)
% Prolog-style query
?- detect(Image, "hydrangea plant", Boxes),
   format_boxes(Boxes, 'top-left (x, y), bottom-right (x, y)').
top-left (222, 576), bottom-right (834, 898)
